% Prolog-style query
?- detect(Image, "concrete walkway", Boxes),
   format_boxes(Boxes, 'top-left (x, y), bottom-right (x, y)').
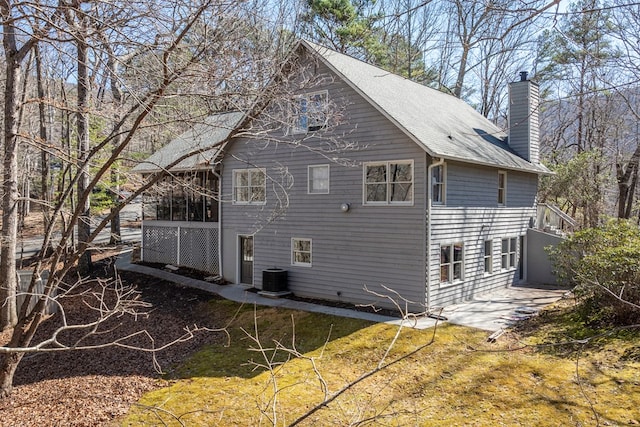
top-left (115, 250), bottom-right (567, 332)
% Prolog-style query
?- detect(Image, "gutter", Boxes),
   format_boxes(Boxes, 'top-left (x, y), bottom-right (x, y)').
top-left (426, 157), bottom-right (445, 314)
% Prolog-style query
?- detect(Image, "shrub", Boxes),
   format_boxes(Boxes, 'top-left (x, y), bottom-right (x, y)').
top-left (550, 219), bottom-right (640, 325)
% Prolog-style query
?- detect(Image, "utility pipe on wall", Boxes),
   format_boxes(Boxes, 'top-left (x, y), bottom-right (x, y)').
top-left (213, 167), bottom-right (223, 278)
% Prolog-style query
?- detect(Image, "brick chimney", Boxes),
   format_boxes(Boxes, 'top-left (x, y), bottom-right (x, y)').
top-left (508, 71), bottom-right (540, 164)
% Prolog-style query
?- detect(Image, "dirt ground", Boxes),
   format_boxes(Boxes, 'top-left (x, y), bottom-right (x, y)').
top-left (0, 255), bottom-right (227, 427)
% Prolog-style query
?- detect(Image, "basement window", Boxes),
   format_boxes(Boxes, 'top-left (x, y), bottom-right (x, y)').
top-left (484, 240), bottom-right (493, 274)
top-left (501, 237), bottom-right (517, 269)
top-left (292, 238), bottom-right (312, 267)
top-left (440, 243), bottom-right (464, 284)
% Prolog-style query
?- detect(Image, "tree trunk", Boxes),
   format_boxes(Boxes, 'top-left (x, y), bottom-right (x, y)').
top-left (0, 289), bottom-right (50, 397)
top-left (2, 0), bottom-right (49, 329)
top-left (76, 34), bottom-right (92, 273)
top-left (110, 206), bottom-right (122, 244)
top-left (617, 145), bottom-right (640, 219)
top-left (108, 127), bottom-right (122, 244)
top-left (0, 352), bottom-right (22, 398)
top-left (626, 168), bottom-right (638, 218)
top-left (453, 42), bottom-right (469, 99)
top-left (108, 49), bottom-right (122, 245)
top-left (36, 44), bottom-right (52, 234)
top-left (1, 54), bottom-right (22, 330)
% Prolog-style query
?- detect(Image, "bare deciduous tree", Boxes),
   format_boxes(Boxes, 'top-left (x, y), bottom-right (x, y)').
top-left (1, 0), bottom-right (61, 329)
top-left (0, 0), bottom-right (298, 397)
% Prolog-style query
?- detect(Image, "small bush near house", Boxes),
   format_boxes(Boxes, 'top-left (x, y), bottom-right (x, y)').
top-left (551, 219), bottom-right (640, 326)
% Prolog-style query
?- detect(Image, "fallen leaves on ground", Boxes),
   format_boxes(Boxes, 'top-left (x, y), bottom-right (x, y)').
top-left (0, 260), bottom-right (227, 427)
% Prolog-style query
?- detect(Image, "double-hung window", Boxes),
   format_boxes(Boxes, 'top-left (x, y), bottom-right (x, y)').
top-left (364, 160), bottom-right (413, 204)
top-left (431, 164), bottom-right (445, 204)
top-left (293, 91), bottom-right (327, 133)
top-left (308, 165), bottom-right (330, 194)
top-left (292, 238), bottom-right (312, 267)
top-left (233, 168), bottom-right (266, 204)
top-left (498, 171), bottom-right (507, 206)
top-left (484, 240), bottom-right (493, 274)
top-left (501, 238), bottom-right (517, 269)
top-left (440, 243), bottom-right (464, 284)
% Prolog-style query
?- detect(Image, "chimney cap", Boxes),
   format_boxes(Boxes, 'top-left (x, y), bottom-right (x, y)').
top-left (519, 71), bottom-right (529, 81)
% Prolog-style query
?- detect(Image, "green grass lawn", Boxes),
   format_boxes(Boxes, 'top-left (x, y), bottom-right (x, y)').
top-left (123, 299), bottom-right (640, 426)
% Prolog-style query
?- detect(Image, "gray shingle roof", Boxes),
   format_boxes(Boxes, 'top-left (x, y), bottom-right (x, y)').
top-left (135, 42), bottom-right (548, 176)
top-left (301, 40), bottom-right (550, 174)
top-left (132, 112), bottom-right (244, 173)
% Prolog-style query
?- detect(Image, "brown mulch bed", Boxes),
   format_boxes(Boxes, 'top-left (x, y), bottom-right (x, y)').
top-left (0, 256), bottom-right (227, 427)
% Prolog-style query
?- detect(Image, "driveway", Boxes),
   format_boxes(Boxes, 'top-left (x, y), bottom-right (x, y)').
top-left (16, 197), bottom-right (142, 259)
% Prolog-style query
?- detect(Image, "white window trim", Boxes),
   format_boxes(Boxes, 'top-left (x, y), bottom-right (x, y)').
top-left (291, 237), bottom-right (312, 267)
top-left (291, 94), bottom-right (307, 135)
top-left (498, 170), bottom-right (507, 206)
top-left (232, 168), bottom-right (266, 205)
top-left (291, 90), bottom-right (328, 134)
top-left (362, 160), bottom-right (415, 206)
top-left (308, 164), bottom-right (330, 194)
top-left (431, 163), bottom-right (446, 205)
top-left (439, 242), bottom-right (464, 286)
top-left (501, 237), bottom-right (517, 270)
top-left (483, 239), bottom-right (493, 275)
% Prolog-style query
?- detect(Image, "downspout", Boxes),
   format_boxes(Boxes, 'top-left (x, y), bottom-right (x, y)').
top-left (140, 176), bottom-right (146, 263)
top-left (426, 157), bottom-right (445, 314)
top-left (213, 166), bottom-right (223, 278)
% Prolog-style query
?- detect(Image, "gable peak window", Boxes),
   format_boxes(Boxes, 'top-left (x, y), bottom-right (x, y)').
top-left (293, 91), bottom-right (328, 133)
top-left (364, 160), bottom-right (413, 205)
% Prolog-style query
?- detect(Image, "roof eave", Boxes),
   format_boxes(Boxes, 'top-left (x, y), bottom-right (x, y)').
top-left (433, 152), bottom-right (552, 175)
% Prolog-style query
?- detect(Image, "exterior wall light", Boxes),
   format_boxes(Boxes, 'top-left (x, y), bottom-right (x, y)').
top-left (340, 202), bottom-right (350, 212)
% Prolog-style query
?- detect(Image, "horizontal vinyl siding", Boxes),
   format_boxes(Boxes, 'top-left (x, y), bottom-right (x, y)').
top-left (506, 170), bottom-right (538, 207)
top-left (221, 60), bottom-right (428, 311)
top-left (446, 162), bottom-right (495, 206)
top-left (508, 81), bottom-right (533, 162)
top-left (446, 161), bottom-right (537, 208)
top-left (428, 207), bottom-right (535, 307)
top-left (529, 83), bottom-right (540, 164)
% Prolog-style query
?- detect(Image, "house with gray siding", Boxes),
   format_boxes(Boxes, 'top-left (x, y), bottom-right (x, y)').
top-left (136, 40), bottom-right (556, 313)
